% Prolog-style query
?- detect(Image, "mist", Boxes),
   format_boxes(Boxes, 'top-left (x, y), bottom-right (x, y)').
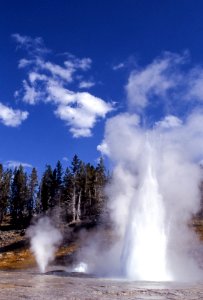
top-left (27, 216), bottom-right (62, 273)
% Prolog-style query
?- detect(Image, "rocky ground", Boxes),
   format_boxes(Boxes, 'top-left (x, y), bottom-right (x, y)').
top-left (0, 269), bottom-right (203, 300)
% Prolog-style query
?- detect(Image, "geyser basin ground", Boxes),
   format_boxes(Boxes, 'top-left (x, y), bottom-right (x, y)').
top-left (0, 269), bottom-right (203, 300)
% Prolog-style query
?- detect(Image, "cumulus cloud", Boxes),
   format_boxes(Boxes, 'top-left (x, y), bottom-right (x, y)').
top-left (55, 92), bottom-right (112, 137)
top-left (13, 34), bottom-right (113, 137)
top-left (0, 102), bottom-right (28, 127)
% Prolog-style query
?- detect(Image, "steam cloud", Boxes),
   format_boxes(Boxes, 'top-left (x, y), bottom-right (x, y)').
top-left (27, 216), bottom-right (62, 273)
top-left (78, 53), bottom-right (203, 281)
top-left (98, 112), bottom-right (203, 281)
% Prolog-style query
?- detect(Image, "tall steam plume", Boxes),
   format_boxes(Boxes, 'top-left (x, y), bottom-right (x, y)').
top-left (94, 52), bottom-right (203, 281)
top-left (98, 112), bottom-right (203, 281)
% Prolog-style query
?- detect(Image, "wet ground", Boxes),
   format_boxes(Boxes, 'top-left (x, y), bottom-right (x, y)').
top-left (0, 269), bottom-right (203, 299)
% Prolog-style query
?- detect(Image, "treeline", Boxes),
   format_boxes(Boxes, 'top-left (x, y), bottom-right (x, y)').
top-left (0, 155), bottom-right (108, 228)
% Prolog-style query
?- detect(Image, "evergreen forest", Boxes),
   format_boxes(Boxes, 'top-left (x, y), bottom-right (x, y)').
top-left (0, 155), bottom-right (108, 228)
top-left (1, 155), bottom-right (203, 230)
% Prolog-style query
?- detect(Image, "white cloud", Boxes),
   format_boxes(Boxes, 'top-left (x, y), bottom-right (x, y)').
top-left (46, 82), bottom-right (73, 105)
top-left (186, 69), bottom-right (203, 102)
top-left (155, 115), bottom-right (183, 129)
top-left (18, 58), bottom-right (33, 68)
top-left (43, 61), bottom-right (74, 82)
top-left (0, 102), bottom-right (28, 127)
top-left (12, 33), bottom-right (32, 45)
top-left (64, 57), bottom-right (92, 71)
top-left (28, 72), bottom-right (47, 83)
top-left (18, 52), bottom-right (92, 85)
top-left (97, 141), bottom-right (109, 156)
top-left (4, 160), bottom-right (32, 169)
top-left (12, 33), bottom-right (49, 55)
top-left (22, 80), bottom-right (41, 105)
top-left (126, 53), bottom-right (183, 109)
top-left (13, 34), bottom-right (113, 137)
top-left (77, 58), bottom-right (92, 70)
top-left (55, 92), bottom-right (112, 137)
top-left (39, 58), bottom-right (92, 82)
top-left (126, 52), bottom-right (203, 110)
top-left (112, 62), bottom-right (125, 71)
top-left (125, 51), bottom-right (203, 113)
top-left (79, 80), bottom-right (95, 89)
top-left (69, 127), bottom-right (92, 138)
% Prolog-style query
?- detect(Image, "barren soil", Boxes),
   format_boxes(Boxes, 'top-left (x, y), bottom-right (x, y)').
top-left (1, 269), bottom-right (203, 300)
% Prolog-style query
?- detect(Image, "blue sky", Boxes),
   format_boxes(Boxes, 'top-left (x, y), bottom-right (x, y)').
top-left (1, 0), bottom-right (203, 174)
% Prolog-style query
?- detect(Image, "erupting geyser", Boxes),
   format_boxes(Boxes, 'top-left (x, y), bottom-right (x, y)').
top-left (97, 112), bottom-right (203, 281)
top-left (121, 141), bottom-right (171, 281)
top-left (27, 216), bottom-right (62, 273)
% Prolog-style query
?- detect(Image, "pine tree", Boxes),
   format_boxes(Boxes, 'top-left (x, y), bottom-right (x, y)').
top-left (54, 160), bottom-right (63, 207)
top-left (0, 165), bottom-right (12, 224)
top-left (82, 163), bottom-right (96, 218)
top-left (61, 167), bottom-right (73, 221)
top-left (76, 161), bottom-right (86, 221)
top-left (10, 166), bottom-right (29, 227)
top-left (56, 160), bottom-right (63, 188)
top-left (70, 155), bottom-right (82, 222)
top-left (94, 157), bottom-right (107, 217)
top-left (40, 165), bottom-right (54, 211)
top-left (27, 167), bottom-right (38, 220)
